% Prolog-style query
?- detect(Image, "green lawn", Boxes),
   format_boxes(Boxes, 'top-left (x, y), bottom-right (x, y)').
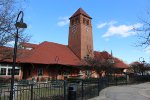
top-left (1, 86), bottom-right (64, 100)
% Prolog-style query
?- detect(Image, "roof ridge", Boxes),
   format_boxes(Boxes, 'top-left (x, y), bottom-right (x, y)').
top-left (40, 41), bottom-right (67, 46)
top-left (70, 8), bottom-right (91, 19)
top-left (67, 45), bottom-right (81, 60)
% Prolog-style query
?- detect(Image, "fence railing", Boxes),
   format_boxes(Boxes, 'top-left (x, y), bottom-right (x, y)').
top-left (0, 81), bottom-right (65, 100)
top-left (1, 75), bottom-right (148, 100)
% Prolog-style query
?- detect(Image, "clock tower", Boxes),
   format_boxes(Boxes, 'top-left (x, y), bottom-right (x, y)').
top-left (68, 8), bottom-right (94, 59)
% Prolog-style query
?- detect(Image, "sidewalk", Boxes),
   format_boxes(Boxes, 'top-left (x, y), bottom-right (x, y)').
top-left (89, 82), bottom-right (150, 100)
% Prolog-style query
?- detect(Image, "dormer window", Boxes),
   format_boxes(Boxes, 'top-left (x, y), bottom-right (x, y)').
top-left (20, 46), bottom-right (33, 50)
top-left (26, 47), bottom-right (32, 50)
top-left (19, 42), bottom-right (37, 50)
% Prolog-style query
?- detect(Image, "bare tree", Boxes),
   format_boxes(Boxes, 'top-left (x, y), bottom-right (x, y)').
top-left (84, 54), bottom-right (115, 78)
top-left (129, 62), bottom-right (150, 76)
top-left (135, 10), bottom-right (150, 47)
top-left (0, 0), bottom-right (30, 60)
top-left (84, 56), bottom-right (102, 78)
top-left (0, 0), bottom-right (30, 46)
top-left (0, 46), bottom-right (13, 61)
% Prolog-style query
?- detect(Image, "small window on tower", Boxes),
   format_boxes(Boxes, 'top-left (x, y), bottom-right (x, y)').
top-left (78, 18), bottom-right (80, 23)
top-left (74, 18), bottom-right (77, 24)
top-left (76, 18), bottom-right (79, 23)
top-left (83, 18), bottom-right (85, 24)
top-left (86, 20), bottom-right (89, 25)
top-left (72, 20), bottom-right (74, 25)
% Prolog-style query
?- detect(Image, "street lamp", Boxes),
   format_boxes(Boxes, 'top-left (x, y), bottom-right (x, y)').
top-left (9, 11), bottom-right (27, 100)
top-left (139, 57), bottom-right (145, 76)
top-left (107, 57), bottom-right (115, 85)
top-left (139, 57), bottom-right (145, 64)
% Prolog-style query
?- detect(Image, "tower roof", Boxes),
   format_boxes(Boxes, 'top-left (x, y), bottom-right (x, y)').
top-left (70, 8), bottom-right (92, 19)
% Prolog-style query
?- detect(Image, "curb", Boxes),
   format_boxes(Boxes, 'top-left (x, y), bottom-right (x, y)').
top-left (88, 88), bottom-right (108, 100)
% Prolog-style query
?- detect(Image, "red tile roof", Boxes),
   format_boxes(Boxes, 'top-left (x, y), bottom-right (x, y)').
top-left (0, 46), bottom-right (31, 62)
top-left (19, 41), bottom-right (82, 66)
top-left (113, 58), bottom-right (129, 69)
top-left (0, 42), bottom-right (128, 69)
top-left (70, 8), bottom-right (92, 19)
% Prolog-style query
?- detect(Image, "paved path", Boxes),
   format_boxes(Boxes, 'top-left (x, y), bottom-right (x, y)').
top-left (89, 82), bottom-right (150, 100)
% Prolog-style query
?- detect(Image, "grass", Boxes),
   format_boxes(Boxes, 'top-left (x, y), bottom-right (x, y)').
top-left (1, 86), bottom-right (64, 100)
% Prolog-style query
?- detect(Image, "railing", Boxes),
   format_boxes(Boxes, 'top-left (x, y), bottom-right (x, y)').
top-left (0, 81), bottom-right (65, 100)
top-left (67, 79), bottom-right (99, 100)
top-left (0, 76), bottom-right (132, 100)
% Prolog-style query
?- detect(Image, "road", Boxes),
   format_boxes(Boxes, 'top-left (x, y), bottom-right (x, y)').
top-left (89, 82), bottom-right (150, 100)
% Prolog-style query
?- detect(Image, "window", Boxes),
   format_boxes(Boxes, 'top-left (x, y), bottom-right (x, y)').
top-left (75, 18), bottom-right (79, 23)
top-left (83, 18), bottom-right (85, 24)
top-left (0, 68), bottom-right (6, 75)
top-left (64, 72), bottom-right (70, 76)
top-left (0, 64), bottom-right (21, 76)
top-left (37, 68), bottom-right (43, 76)
top-left (8, 69), bottom-right (20, 75)
top-left (8, 69), bottom-right (12, 75)
top-left (15, 69), bottom-right (20, 75)
top-left (28, 68), bottom-right (31, 76)
top-left (86, 70), bottom-right (91, 77)
top-left (26, 47), bottom-right (32, 50)
top-left (86, 20), bottom-right (89, 25)
top-left (71, 20), bottom-right (74, 25)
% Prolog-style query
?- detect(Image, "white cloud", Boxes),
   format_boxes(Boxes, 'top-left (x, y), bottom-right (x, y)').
top-left (144, 46), bottom-right (150, 53)
top-left (57, 16), bottom-right (69, 27)
top-left (102, 23), bottom-right (143, 38)
top-left (97, 23), bottom-right (107, 29)
top-left (97, 20), bottom-right (117, 29)
top-left (5, 41), bottom-right (15, 47)
top-left (108, 20), bottom-right (117, 26)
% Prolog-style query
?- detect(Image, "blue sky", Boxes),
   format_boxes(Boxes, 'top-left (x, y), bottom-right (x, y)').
top-left (23, 0), bottom-right (150, 64)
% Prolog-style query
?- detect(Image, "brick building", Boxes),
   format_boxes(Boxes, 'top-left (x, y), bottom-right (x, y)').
top-left (0, 8), bottom-right (128, 81)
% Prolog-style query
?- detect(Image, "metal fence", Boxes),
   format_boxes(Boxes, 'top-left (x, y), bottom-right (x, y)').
top-left (0, 76), bottom-right (129, 100)
top-left (67, 79), bottom-right (99, 100)
top-left (0, 81), bottom-right (65, 100)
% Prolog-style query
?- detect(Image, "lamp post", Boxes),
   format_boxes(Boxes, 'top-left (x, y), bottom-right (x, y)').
top-left (107, 57), bottom-right (115, 86)
top-left (139, 57), bottom-right (145, 64)
top-left (107, 57), bottom-right (115, 74)
top-left (139, 57), bottom-right (145, 76)
top-left (9, 11), bottom-right (27, 100)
